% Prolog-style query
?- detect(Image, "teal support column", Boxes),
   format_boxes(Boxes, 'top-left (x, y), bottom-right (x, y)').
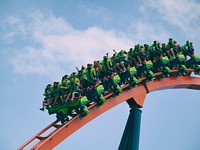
top-left (118, 108), bottom-right (142, 150)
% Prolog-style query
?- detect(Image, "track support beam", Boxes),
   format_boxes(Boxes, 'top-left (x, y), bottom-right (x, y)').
top-left (118, 108), bottom-right (142, 150)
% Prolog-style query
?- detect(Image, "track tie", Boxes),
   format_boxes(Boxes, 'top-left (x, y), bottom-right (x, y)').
top-left (36, 136), bottom-right (48, 140)
top-left (53, 124), bottom-right (63, 128)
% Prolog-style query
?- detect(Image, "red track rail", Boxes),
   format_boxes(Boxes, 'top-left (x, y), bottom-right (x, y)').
top-left (18, 70), bottom-right (200, 150)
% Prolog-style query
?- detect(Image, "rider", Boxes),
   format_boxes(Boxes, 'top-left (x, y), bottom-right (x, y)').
top-left (40, 84), bottom-right (52, 111)
top-left (58, 78), bottom-right (69, 103)
top-left (65, 77), bottom-right (81, 102)
top-left (166, 38), bottom-right (176, 60)
top-left (100, 55), bottom-right (113, 74)
top-left (51, 82), bottom-right (60, 105)
top-left (183, 41), bottom-right (195, 58)
top-left (128, 48), bottom-right (136, 67)
top-left (83, 63), bottom-right (97, 88)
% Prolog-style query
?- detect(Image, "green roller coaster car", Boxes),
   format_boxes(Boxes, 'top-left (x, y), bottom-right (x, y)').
top-left (48, 96), bottom-right (89, 123)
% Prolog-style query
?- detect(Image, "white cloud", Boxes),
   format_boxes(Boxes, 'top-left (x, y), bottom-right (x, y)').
top-left (142, 0), bottom-right (200, 36)
top-left (7, 12), bottom-right (132, 80)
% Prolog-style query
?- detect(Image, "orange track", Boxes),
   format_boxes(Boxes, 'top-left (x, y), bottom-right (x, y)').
top-left (18, 70), bottom-right (200, 150)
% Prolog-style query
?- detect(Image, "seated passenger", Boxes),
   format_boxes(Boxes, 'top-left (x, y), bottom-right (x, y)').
top-left (83, 63), bottom-right (97, 88)
top-left (128, 48), bottom-right (135, 67)
top-left (183, 41), bottom-right (195, 58)
top-left (65, 77), bottom-right (81, 102)
top-left (93, 60), bottom-right (100, 73)
top-left (137, 44), bottom-right (147, 64)
top-left (144, 44), bottom-right (151, 61)
top-left (99, 55), bottom-right (113, 74)
top-left (40, 84), bottom-right (52, 111)
top-left (166, 38), bottom-right (176, 60)
top-left (51, 82), bottom-right (60, 105)
top-left (132, 45), bottom-right (142, 67)
top-left (58, 79), bottom-right (69, 104)
top-left (115, 50), bottom-right (129, 73)
top-left (161, 43), bottom-right (167, 57)
top-left (98, 64), bottom-right (112, 83)
top-left (151, 41), bottom-right (162, 62)
top-left (76, 67), bottom-right (87, 91)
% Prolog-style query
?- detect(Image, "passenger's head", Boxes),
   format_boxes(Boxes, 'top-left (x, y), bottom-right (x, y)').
top-left (87, 64), bottom-right (92, 69)
top-left (81, 65), bottom-right (85, 71)
top-left (161, 44), bottom-right (166, 49)
top-left (99, 65), bottom-right (103, 70)
top-left (53, 82), bottom-right (58, 86)
top-left (70, 77), bottom-right (75, 83)
top-left (62, 79), bottom-right (66, 83)
top-left (78, 70), bottom-right (82, 75)
top-left (71, 72), bottom-right (76, 78)
top-left (103, 56), bottom-right (107, 60)
top-left (134, 45), bottom-right (138, 48)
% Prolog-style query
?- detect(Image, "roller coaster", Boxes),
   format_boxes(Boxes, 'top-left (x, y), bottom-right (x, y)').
top-left (18, 39), bottom-right (200, 150)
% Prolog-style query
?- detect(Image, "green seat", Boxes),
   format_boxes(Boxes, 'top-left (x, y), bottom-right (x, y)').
top-left (80, 96), bottom-right (89, 106)
top-left (177, 54), bottom-right (185, 62)
top-left (112, 75), bottom-right (121, 84)
top-left (194, 55), bottom-right (200, 62)
top-left (129, 67), bottom-right (137, 76)
top-left (145, 60), bottom-right (153, 69)
top-left (96, 85), bottom-right (105, 95)
top-left (161, 56), bottom-right (169, 65)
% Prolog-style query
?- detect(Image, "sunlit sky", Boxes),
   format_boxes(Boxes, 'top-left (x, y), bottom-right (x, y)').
top-left (1, 0), bottom-right (200, 150)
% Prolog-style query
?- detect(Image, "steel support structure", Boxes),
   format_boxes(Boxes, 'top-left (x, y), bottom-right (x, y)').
top-left (118, 108), bottom-right (142, 150)
top-left (18, 74), bottom-right (200, 150)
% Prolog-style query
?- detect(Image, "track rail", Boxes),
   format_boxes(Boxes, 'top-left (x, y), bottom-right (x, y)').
top-left (18, 70), bottom-right (200, 150)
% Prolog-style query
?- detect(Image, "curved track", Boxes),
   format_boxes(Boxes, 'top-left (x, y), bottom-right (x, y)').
top-left (18, 70), bottom-right (200, 150)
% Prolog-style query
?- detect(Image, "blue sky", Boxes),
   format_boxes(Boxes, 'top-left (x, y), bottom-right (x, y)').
top-left (1, 0), bottom-right (200, 149)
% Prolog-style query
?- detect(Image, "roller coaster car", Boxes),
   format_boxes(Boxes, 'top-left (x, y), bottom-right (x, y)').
top-left (186, 55), bottom-right (200, 75)
top-left (170, 54), bottom-right (188, 76)
top-left (153, 56), bottom-right (171, 77)
top-left (85, 85), bottom-right (106, 107)
top-left (119, 67), bottom-right (139, 87)
top-left (47, 96), bottom-right (89, 124)
top-left (137, 60), bottom-right (155, 81)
